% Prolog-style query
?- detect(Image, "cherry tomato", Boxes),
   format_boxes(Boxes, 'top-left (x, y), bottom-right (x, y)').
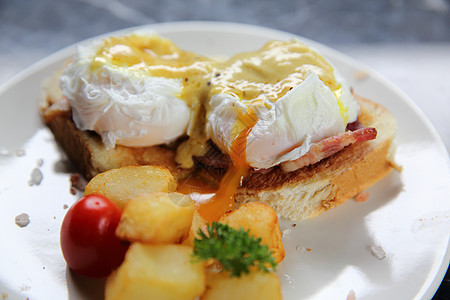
top-left (60, 194), bottom-right (129, 278)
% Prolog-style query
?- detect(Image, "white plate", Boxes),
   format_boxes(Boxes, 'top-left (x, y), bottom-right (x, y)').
top-left (0, 21), bottom-right (449, 300)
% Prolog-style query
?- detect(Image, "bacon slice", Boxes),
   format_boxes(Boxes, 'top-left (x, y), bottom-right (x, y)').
top-left (281, 127), bottom-right (377, 172)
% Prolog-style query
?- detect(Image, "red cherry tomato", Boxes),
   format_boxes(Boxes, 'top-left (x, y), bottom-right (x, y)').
top-left (60, 194), bottom-right (129, 278)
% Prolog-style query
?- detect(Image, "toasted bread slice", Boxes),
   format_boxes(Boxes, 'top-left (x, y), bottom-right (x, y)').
top-left (234, 95), bottom-right (398, 221)
top-left (40, 70), bottom-right (397, 221)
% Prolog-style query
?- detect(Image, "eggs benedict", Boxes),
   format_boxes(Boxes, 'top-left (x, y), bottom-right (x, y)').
top-left (40, 30), bottom-right (397, 221)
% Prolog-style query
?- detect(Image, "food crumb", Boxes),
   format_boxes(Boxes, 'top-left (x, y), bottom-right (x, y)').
top-left (292, 223), bottom-right (297, 227)
top-left (63, 204), bottom-right (69, 209)
top-left (282, 228), bottom-right (292, 238)
top-left (19, 285), bottom-right (30, 291)
top-left (28, 168), bottom-right (43, 186)
top-left (295, 245), bottom-right (306, 253)
top-left (354, 70), bottom-right (369, 81)
top-left (36, 158), bottom-right (44, 167)
top-left (0, 148), bottom-right (10, 156)
top-left (70, 173), bottom-right (87, 195)
top-left (15, 149), bottom-right (26, 157)
top-left (347, 289), bottom-right (356, 300)
top-left (283, 274), bottom-right (294, 285)
top-left (15, 213), bottom-right (30, 228)
top-left (370, 245), bottom-right (387, 260)
top-left (354, 191), bottom-right (370, 202)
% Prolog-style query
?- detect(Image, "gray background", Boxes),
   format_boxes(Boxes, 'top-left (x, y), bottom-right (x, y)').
top-left (0, 0), bottom-right (449, 298)
top-left (1, 0), bottom-right (449, 152)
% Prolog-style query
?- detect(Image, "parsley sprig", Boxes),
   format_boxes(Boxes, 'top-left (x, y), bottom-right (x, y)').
top-left (192, 222), bottom-right (277, 277)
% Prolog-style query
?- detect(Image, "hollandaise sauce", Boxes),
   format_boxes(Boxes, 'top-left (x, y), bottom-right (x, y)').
top-left (90, 33), bottom-right (214, 106)
top-left (210, 40), bottom-right (340, 104)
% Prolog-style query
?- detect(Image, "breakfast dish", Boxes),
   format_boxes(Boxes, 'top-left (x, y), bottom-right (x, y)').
top-left (40, 30), bottom-right (397, 222)
top-left (0, 22), bottom-right (449, 299)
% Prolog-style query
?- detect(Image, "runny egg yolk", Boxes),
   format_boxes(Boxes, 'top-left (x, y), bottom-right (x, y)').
top-left (197, 111), bottom-right (257, 222)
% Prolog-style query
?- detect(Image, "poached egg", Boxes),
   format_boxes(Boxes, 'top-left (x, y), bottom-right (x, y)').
top-left (206, 40), bottom-right (359, 169)
top-left (60, 32), bottom-right (212, 149)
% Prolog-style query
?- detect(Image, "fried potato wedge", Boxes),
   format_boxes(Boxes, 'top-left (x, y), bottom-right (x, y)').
top-left (200, 270), bottom-right (281, 300)
top-left (116, 192), bottom-right (195, 244)
top-left (105, 243), bottom-right (205, 300)
top-left (219, 202), bottom-right (285, 263)
top-left (85, 165), bottom-right (177, 209)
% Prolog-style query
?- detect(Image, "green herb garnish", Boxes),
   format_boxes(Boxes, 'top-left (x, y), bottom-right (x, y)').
top-left (192, 222), bottom-right (277, 277)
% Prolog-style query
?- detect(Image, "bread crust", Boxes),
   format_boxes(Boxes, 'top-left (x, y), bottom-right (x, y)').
top-left (41, 73), bottom-right (397, 221)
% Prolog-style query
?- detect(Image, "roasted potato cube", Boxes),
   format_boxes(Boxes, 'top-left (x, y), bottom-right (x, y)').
top-left (105, 243), bottom-right (205, 300)
top-left (219, 202), bottom-right (285, 263)
top-left (116, 192), bottom-right (195, 244)
top-left (201, 271), bottom-right (282, 300)
top-left (183, 210), bottom-right (207, 247)
top-left (85, 165), bottom-right (177, 209)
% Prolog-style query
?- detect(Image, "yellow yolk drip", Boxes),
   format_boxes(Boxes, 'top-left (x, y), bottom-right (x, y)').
top-left (197, 111), bottom-right (257, 222)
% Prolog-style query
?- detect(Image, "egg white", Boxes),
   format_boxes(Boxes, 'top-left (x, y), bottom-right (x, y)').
top-left (59, 38), bottom-right (190, 149)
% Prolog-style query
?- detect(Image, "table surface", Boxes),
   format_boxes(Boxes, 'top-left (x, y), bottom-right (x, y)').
top-left (1, 0), bottom-right (449, 299)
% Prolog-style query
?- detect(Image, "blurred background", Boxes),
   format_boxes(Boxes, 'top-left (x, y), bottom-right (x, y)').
top-left (0, 0), bottom-right (449, 298)
top-left (0, 0), bottom-right (449, 151)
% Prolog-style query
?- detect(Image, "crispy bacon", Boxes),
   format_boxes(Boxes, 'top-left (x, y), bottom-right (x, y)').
top-left (281, 127), bottom-right (377, 172)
